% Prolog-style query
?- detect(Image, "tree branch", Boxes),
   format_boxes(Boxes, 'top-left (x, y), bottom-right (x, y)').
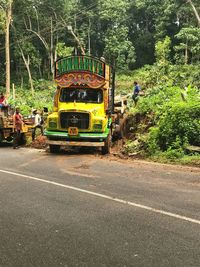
top-left (187, 0), bottom-right (200, 27)
top-left (26, 28), bottom-right (49, 51)
top-left (59, 16), bottom-right (85, 55)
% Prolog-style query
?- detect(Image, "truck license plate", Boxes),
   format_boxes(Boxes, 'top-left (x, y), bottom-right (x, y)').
top-left (68, 127), bottom-right (78, 135)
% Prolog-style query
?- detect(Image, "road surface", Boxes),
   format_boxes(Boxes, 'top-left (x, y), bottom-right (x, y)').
top-left (0, 146), bottom-right (199, 266)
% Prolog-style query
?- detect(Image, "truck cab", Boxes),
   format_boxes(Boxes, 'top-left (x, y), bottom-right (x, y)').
top-left (45, 55), bottom-right (112, 154)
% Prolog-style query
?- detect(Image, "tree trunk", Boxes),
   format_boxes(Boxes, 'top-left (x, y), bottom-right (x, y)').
top-left (21, 76), bottom-right (23, 89)
top-left (12, 83), bottom-right (15, 100)
top-left (25, 15), bottom-right (54, 79)
top-left (185, 40), bottom-right (188, 64)
top-left (50, 17), bottom-right (54, 78)
top-left (26, 55), bottom-right (34, 95)
top-left (19, 47), bottom-right (34, 95)
top-left (5, 0), bottom-right (12, 97)
top-left (68, 26), bottom-right (85, 55)
top-left (38, 64), bottom-right (42, 78)
top-left (88, 18), bottom-right (91, 55)
top-left (111, 58), bottom-right (116, 114)
top-left (187, 0), bottom-right (200, 27)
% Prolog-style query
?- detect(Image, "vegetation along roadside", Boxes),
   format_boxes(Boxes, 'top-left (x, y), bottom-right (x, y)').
top-left (0, 0), bottom-right (199, 166)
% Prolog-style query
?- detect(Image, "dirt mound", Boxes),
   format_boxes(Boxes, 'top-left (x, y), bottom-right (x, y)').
top-left (31, 136), bottom-right (48, 149)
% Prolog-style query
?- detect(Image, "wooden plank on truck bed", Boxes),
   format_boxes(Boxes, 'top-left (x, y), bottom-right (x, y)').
top-left (114, 94), bottom-right (128, 114)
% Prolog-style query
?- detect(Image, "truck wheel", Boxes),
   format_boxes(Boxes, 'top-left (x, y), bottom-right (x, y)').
top-left (49, 144), bottom-right (61, 153)
top-left (101, 133), bottom-right (111, 155)
top-left (0, 131), bottom-right (3, 143)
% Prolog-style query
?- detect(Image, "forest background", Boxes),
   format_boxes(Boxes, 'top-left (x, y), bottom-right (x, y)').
top-left (0, 0), bottom-right (199, 164)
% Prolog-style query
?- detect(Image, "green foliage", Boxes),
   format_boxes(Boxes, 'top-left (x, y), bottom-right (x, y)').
top-left (0, 9), bottom-right (6, 33)
top-left (8, 81), bottom-right (55, 115)
top-left (155, 36), bottom-right (171, 65)
top-left (132, 87), bottom-right (200, 161)
top-left (116, 60), bottom-right (200, 165)
top-left (145, 127), bottom-right (160, 155)
top-left (157, 102), bottom-right (200, 149)
top-left (15, 41), bottom-right (41, 71)
top-left (117, 63), bottom-right (200, 94)
top-left (104, 26), bottom-right (136, 69)
top-left (100, 0), bottom-right (135, 69)
top-left (177, 154), bottom-right (200, 167)
top-left (0, 0), bottom-right (199, 167)
top-left (175, 27), bottom-right (200, 63)
top-left (1, 0), bottom-right (200, 81)
top-left (56, 43), bottom-right (74, 58)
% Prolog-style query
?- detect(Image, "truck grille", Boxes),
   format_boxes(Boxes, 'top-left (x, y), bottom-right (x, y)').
top-left (60, 112), bottom-right (89, 129)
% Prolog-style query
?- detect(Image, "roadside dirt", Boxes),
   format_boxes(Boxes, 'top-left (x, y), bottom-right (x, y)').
top-left (30, 136), bottom-right (48, 149)
top-left (29, 135), bottom-right (200, 172)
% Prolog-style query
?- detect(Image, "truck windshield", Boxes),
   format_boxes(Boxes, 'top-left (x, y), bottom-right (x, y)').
top-left (60, 88), bottom-right (103, 104)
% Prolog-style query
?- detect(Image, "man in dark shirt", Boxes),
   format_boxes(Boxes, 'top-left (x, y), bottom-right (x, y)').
top-left (132, 81), bottom-right (141, 106)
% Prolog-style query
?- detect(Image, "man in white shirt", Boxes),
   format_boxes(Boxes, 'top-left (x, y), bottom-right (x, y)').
top-left (32, 110), bottom-right (44, 141)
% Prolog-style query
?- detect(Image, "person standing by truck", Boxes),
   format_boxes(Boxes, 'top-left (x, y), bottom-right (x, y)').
top-left (32, 109), bottom-right (44, 141)
top-left (0, 92), bottom-right (8, 108)
top-left (13, 107), bottom-right (23, 149)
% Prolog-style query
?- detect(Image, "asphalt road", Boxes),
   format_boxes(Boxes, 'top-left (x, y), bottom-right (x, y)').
top-left (0, 146), bottom-right (200, 267)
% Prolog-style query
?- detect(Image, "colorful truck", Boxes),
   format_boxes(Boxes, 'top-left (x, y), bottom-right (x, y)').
top-left (45, 55), bottom-right (113, 154)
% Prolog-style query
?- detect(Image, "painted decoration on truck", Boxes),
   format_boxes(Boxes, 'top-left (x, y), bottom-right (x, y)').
top-left (55, 56), bottom-right (106, 78)
top-left (55, 72), bottom-right (106, 88)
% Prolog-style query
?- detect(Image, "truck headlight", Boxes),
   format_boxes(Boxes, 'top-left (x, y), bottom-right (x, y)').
top-left (48, 118), bottom-right (57, 129)
top-left (93, 124), bottom-right (102, 130)
top-left (93, 120), bottom-right (103, 130)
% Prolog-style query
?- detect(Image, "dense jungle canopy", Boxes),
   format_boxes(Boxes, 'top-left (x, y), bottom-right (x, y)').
top-left (0, 0), bottom-right (199, 88)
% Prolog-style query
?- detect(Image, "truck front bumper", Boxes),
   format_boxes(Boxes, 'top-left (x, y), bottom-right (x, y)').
top-left (44, 130), bottom-right (108, 147)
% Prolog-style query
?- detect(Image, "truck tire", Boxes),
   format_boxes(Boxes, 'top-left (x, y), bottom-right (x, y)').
top-left (49, 144), bottom-right (61, 153)
top-left (0, 131), bottom-right (3, 143)
top-left (101, 133), bottom-right (111, 155)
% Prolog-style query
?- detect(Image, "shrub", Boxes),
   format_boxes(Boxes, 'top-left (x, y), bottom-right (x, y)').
top-left (157, 102), bottom-right (200, 149)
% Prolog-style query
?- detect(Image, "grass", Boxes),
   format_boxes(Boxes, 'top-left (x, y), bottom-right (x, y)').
top-left (148, 153), bottom-right (200, 167)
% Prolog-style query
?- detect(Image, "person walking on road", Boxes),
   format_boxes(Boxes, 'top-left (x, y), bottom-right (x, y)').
top-left (13, 107), bottom-right (23, 149)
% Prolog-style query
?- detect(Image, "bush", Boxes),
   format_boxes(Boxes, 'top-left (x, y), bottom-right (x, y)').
top-left (157, 102), bottom-right (200, 149)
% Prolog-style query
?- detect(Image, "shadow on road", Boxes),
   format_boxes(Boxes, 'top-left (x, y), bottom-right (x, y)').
top-left (0, 142), bottom-right (12, 148)
top-left (45, 146), bottom-right (101, 156)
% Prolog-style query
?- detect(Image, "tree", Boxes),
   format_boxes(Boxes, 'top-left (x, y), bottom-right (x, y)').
top-left (0, 0), bottom-right (199, 88)
top-left (175, 27), bottom-right (200, 63)
top-left (56, 43), bottom-right (74, 58)
top-left (155, 36), bottom-right (171, 81)
top-left (0, 5), bottom-right (6, 33)
top-left (12, 0), bottom-right (68, 79)
top-left (99, 0), bottom-right (135, 68)
top-left (186, 0), bottom-right (200, 27)
top-left (104, 26), bottom-right (136, 70)
top-left (0, 0), bottom-right (13, 96)
top-left (155, 36), bottom-right (171, 65)
top-left (15, 41), bottom-right (41, 94)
